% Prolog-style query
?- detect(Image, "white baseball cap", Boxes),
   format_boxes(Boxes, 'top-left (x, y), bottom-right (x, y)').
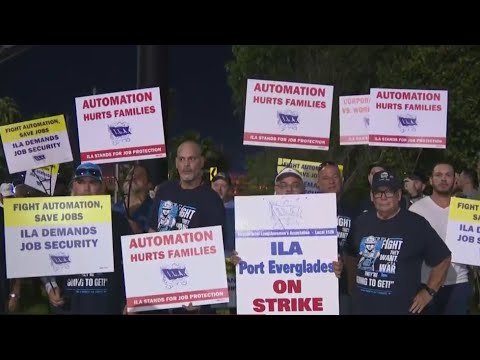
top-left (275, 167), bottom-right (304, 183)
top-left (0, 183), bottom-right (15, 197)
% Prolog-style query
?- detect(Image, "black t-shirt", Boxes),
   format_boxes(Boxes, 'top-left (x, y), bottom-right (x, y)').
top-left (149, 181), bottom-right (225, 233)
top-left (0, 207), bottom-right (7, 313)
top-left (58, 211), bottom-right (132, 314)
top-left (147, 181), bottom-right (225, 314)
top-left (345, 209), bottom-right (451, 315)
top-left (337, 199), bottom-right (354, 295)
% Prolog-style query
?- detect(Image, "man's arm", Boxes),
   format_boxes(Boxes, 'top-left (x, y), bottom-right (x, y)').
top-left (425, 255), bottom-right (451, 292)
top-left (410, 255), bottom-right (451, 314)
top-left (112, 212), bottom-right (133, 314)
top-left (40, 276), bottom-right (64, 307)
top-left (409, 215), bottom-right (452, 314)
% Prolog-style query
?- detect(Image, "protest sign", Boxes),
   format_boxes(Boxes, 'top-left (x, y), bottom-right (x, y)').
top-left (121, 225), bottom-right (229, 312)
top-left (339, 94), bottom-right (370, 145)
top-left (369, 88), bottom-right (448, 148)
top-left (75, 87), bottom-right (166, 164)
top-left (235, 193), bottom-right (339, 315)
top-left (24, 164), bottom-right (59, 195)
top-left (4, 195), bottom-right (113, 278)
top-left (244, 79), bottom-right (334, 151)
top-left (0, 115), bottom-right (73, 174)
top-left (446, 197), bottom-right (480, 266)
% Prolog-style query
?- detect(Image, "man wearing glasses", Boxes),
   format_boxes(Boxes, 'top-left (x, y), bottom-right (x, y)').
top-left (148, 140), bottom-right (225, 313)
top-left (344, 170), bottom-right (451, 314)
top-left (274, 167), bottom-right (305, 195)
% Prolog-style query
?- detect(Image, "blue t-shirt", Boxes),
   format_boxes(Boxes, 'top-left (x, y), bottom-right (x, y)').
top-left (345, 209), bottom-right (451, 315)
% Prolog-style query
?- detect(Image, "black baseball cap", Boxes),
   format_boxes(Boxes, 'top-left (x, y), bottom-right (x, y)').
top-left (212, 172), bottom-right (232, 185)
top-left (372, 170), bottom-right (402, 192)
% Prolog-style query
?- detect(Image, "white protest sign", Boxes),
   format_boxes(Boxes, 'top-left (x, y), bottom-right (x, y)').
top-left (121, 226), bottom-right (229, 312)
top-left (0, 115), bottom-right (73, 174)
top-left (4, 196), bottom-right (113, 278)
top-left (243, 79), bottom-right (334, 150)
top-left (445, 197), bottom-right (480, 266)
top-left (24, 164), bottom-right (59, 195)
top-left (235, 193), bottom-right (339, 315)
top-left (75, 87), bottom-right (166, 164)
top-left (339, 95), bottom-right (370, 145)
top-left (369, 88), bottom-right (448, 148)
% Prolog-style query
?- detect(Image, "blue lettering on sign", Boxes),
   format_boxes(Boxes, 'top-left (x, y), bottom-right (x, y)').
top-left (271, 241), bottom-right (303, 255)
top-left (33, 154), bottom-right (46, 161)
top-left (277, 113), bottom-right (299, 124)
top-left (397, 114), bottom-right (418, 133)
top-left (162, 267), bottom-right (187, 280)
top-left (398, 116), bottom-right (417, 126)
top-left (109, 126), bottom-right (131, 137)
top-left (50, 254), bottom-right (71, 265)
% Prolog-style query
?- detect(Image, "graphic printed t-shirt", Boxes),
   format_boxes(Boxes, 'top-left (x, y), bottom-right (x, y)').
top-left (59, 211), bottom-right (132, 314)
top-left (345, 209), bottom-right (451, 315)
top-left (149, 181), bottom-right (225, 233)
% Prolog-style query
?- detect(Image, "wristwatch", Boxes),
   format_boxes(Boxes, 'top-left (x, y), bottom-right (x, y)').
top-left (424, 285), bottom-right (437, 297)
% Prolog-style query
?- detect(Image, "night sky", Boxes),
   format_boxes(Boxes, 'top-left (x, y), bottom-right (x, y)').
top-left (0, 45), bottom-right (251, 172)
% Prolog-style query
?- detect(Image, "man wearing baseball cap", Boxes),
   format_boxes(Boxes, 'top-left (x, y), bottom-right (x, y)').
top-left (344, 170), bottom-right (452, 314)
top-left (0, 183), bottom-right (15, 208)
top-left (43, 162), bottom-right (132, 314)
top-left (274, 167), bottom-right (304, 195)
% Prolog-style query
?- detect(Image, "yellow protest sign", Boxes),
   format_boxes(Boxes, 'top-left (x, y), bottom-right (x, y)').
top-left (277, 158), bottom-right (344, 194)
top-left (445, 197), bottom-right (480, 266)
top-left (3, 195), bottom-right (114, 278)
top-left (0, 115), bottom-right (73, 174)
top-left (4, 195), bottom-right (111, 227)
top-left (24, 164), bottom-right (60, 195)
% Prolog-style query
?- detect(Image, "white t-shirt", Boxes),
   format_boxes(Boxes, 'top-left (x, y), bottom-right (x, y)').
top-left (409, 196), bottom-right (468, 285)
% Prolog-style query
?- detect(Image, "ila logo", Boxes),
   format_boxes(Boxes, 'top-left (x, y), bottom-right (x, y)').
top-left (33, 154), bottom-right (46, 162)
top-left (161, 264), bottom-right (188, 289)
top-left (49, 252), bottom-right (71, 271)
top-left (277, 110), bottom-right (299, 131)
top-left (397, 114), bottom-right (418, 133)
top-left (108, 122), bottom-right (132, 145)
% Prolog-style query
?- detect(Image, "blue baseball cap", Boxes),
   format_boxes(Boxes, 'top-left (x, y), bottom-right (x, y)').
top-left (74, 163), bottom-right (103, 182)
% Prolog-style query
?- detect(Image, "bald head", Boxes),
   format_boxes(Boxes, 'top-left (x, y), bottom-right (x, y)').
top-left (175, 140), bottom-right (205, 188)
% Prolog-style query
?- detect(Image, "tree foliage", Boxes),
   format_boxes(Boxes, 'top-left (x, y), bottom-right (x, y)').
top-left (226, 45), bottom-right (480, 196)
top-left (0, 97), bottom-right (22, 179)
top-left (167, 130), bottom-right (230, 182)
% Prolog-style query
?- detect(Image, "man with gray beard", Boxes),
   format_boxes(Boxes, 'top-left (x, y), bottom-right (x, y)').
top-left (409, 162), bottom-right (472, 314)
top-left (148, 139), bottom-right (225, 314)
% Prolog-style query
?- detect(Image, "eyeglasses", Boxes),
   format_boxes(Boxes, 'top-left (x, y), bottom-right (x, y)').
top-left (76, 168), bottom-right (102, 179)
top-left (373, 190), bottom-right (397, 198)
top-left (275, 182), bottom-right (303, 191)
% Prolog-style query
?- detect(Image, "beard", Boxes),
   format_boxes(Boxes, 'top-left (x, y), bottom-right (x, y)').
top-left (433, 184), bottom-right (454, 196)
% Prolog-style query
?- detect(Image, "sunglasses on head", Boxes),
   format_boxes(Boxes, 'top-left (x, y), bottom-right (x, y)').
top-left (318, 161), bottom-right (337, 172)
top-left (76, 168), bottom-right (101, 178)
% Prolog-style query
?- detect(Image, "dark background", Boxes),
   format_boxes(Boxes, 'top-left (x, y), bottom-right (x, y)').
top-left (0, 45), bottom-right (251, 173)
